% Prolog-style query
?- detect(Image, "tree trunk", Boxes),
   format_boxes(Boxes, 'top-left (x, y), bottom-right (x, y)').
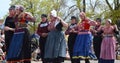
top-left (83, 0), bottom-right (86, 12)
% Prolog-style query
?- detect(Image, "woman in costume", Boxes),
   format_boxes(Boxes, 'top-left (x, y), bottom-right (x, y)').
top-left (37, 14), bottom-right (49, 63)
top-left (44, 10), bottom-right (68, 63)
top-left (92, 18), bottom-right (103, 59)
top-left (98, 19), bottom-right (119, 63)
top-left (4, 5), bottom-right (16, 54)
top-left (65, 16), bottom-right (79, 63)
top-left (73, 12), bottom-right (96, 63)
top-left (7, 5), bottom-right (35, 63)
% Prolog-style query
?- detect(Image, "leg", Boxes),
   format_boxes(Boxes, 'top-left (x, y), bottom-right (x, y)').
top-left (85, 59), bottom-right (90, 63)
top-left (93, 42), bottom-right (99, 59)
top-left (73, 59), bottom-right (80, 63)
top-left (39, 37), bottom-right (47, 63)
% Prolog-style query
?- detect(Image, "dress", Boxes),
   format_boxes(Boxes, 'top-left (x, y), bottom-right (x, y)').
top-left (99, 26), bottom-right (118, 63)
top-left (73, 19), bottom-right (94, 59)
top-left (44, 20), bottom-right (67, 62)
top-left (7, 13), bottom-right (31, 62)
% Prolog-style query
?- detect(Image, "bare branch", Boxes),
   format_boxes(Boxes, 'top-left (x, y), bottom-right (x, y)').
top-left (63, 8), bottom-right (78, 20)
top-left (105, 0), bottom-right (113, 11)
top-left (94, 0), bottom-right (99, 11)
top-left (63, 5), bottom-right (78, 20)
top-left (89, 0), bottom-right (94, 11)
top-left (83, 0), bottom-right (86, 12)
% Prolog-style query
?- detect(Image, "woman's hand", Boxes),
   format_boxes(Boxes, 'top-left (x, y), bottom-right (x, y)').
top-left (57, 16), bottom-right (68, 28)
top-left (42, 33), bottom-right (48, 37)
top-left (4, 26), bottom-right (15, 31)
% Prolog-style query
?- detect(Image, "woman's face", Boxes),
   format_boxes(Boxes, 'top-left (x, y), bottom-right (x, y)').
top-left (71, 19), bottom-right (76, 24)
top-left (50, 15), bottom-right (56, 21)
top-left (96, 21), bottom-right (101, 26)
top-left (80, 14), bottom-right (85, 20)
top-left (9, 9), bottom-right (16, 16)
top-left (16, 9), bottom-right (21, 15)
top-left (105, 20), bottom-right (111, 25)
top-left (41, 17), bottom-right (47, 22)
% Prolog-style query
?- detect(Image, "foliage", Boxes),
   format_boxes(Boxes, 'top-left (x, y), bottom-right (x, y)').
top-left (104, 0), bottom-right (120, 24)
top-left (10, 0), bottom-right (67, 33)
top-left (10, 0), bottom-right (120, 31)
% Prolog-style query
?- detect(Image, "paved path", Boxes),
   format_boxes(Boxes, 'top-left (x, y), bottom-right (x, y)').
top-left (32, 60), bottom-right (120, 63)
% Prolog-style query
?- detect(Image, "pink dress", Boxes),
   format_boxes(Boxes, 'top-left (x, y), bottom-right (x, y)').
top-left (100, 26), bottom-right (117, 60)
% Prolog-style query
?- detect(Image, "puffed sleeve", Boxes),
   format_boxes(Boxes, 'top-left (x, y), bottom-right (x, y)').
top-left (56, 22), bottom-right (63, 31)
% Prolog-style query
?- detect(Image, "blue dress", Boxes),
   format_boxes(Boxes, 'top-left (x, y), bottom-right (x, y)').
top-left (44, 22), bottom-right (67, 62)
top-left (73, 20), bottom-right (96, 59)
top-left (73, 33), bottom-right (93, 59)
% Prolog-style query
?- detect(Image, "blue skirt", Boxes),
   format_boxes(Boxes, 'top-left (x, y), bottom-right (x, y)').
top-left (44, 30), bottom-right (66, 59)
top-left (73, 33), bottom-right (95, 59)
top-left (7, 32), bottom-right (24, 60)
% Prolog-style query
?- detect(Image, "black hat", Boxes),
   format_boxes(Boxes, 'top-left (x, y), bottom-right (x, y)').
top-left (9, 5), bottom-right (16, 10)
top-left (71, 16), bottom-right (76, 20)
top-left (41, 14), bottom-right (47, 18)
top-left (96, 18), bottom-right (101, 22)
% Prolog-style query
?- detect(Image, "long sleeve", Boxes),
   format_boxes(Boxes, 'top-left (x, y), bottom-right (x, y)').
top-left (65, 27), bottom-right (70, 35)
top-left (37, 22), bottom-right (49, 37)
top-left (114, 25), bottom-right (119, 35)
top-left (114, 29), bottom-right (119, 34)
top-left (37, 24), bottom-right (42, 36)
top-left (56, 22), bottom-right (63, 31)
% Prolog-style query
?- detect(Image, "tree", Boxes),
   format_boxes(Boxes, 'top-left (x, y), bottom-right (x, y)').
top-left (83, 0), bottom-right (86, 12)
top-left (104, 0), bottom-right (120, 43)
top-left (105, 0), bottom-right (120, 24)
top-left (10, 0), bottom-right (68, 33)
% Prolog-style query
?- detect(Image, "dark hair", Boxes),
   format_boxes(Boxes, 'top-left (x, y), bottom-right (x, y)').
top-left (41, 14), bottom-right (47, 18)
top-left (9, 5), bottom-right (16, 10)
top-left (96, 18), bottom-right (101, 22)
top-left (71, 16), bottom-right (76, 20)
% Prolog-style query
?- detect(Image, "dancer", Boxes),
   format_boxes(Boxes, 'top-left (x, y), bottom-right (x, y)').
top-left (92, 18), bottom-right (103, 59)
top-left (98, 19), bottom-right (119, 63)
top-left (65, 16), bottom-right (79, 63)
top-left (73, 12), bottom-right (96, 63)
top-left (4, 5), bottom-right (16, 54)
top-left (7, 5), bottom-right (35, 63)
top-left (44, 10), bottom-right (68, 63)
top-left (37, 14), bottom-right (49, 63)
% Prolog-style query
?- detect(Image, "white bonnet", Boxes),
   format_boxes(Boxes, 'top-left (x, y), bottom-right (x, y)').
top-left (51, 10), bottom-right (57, 17)
top-left (107, 19), bottom-right (112, 24)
